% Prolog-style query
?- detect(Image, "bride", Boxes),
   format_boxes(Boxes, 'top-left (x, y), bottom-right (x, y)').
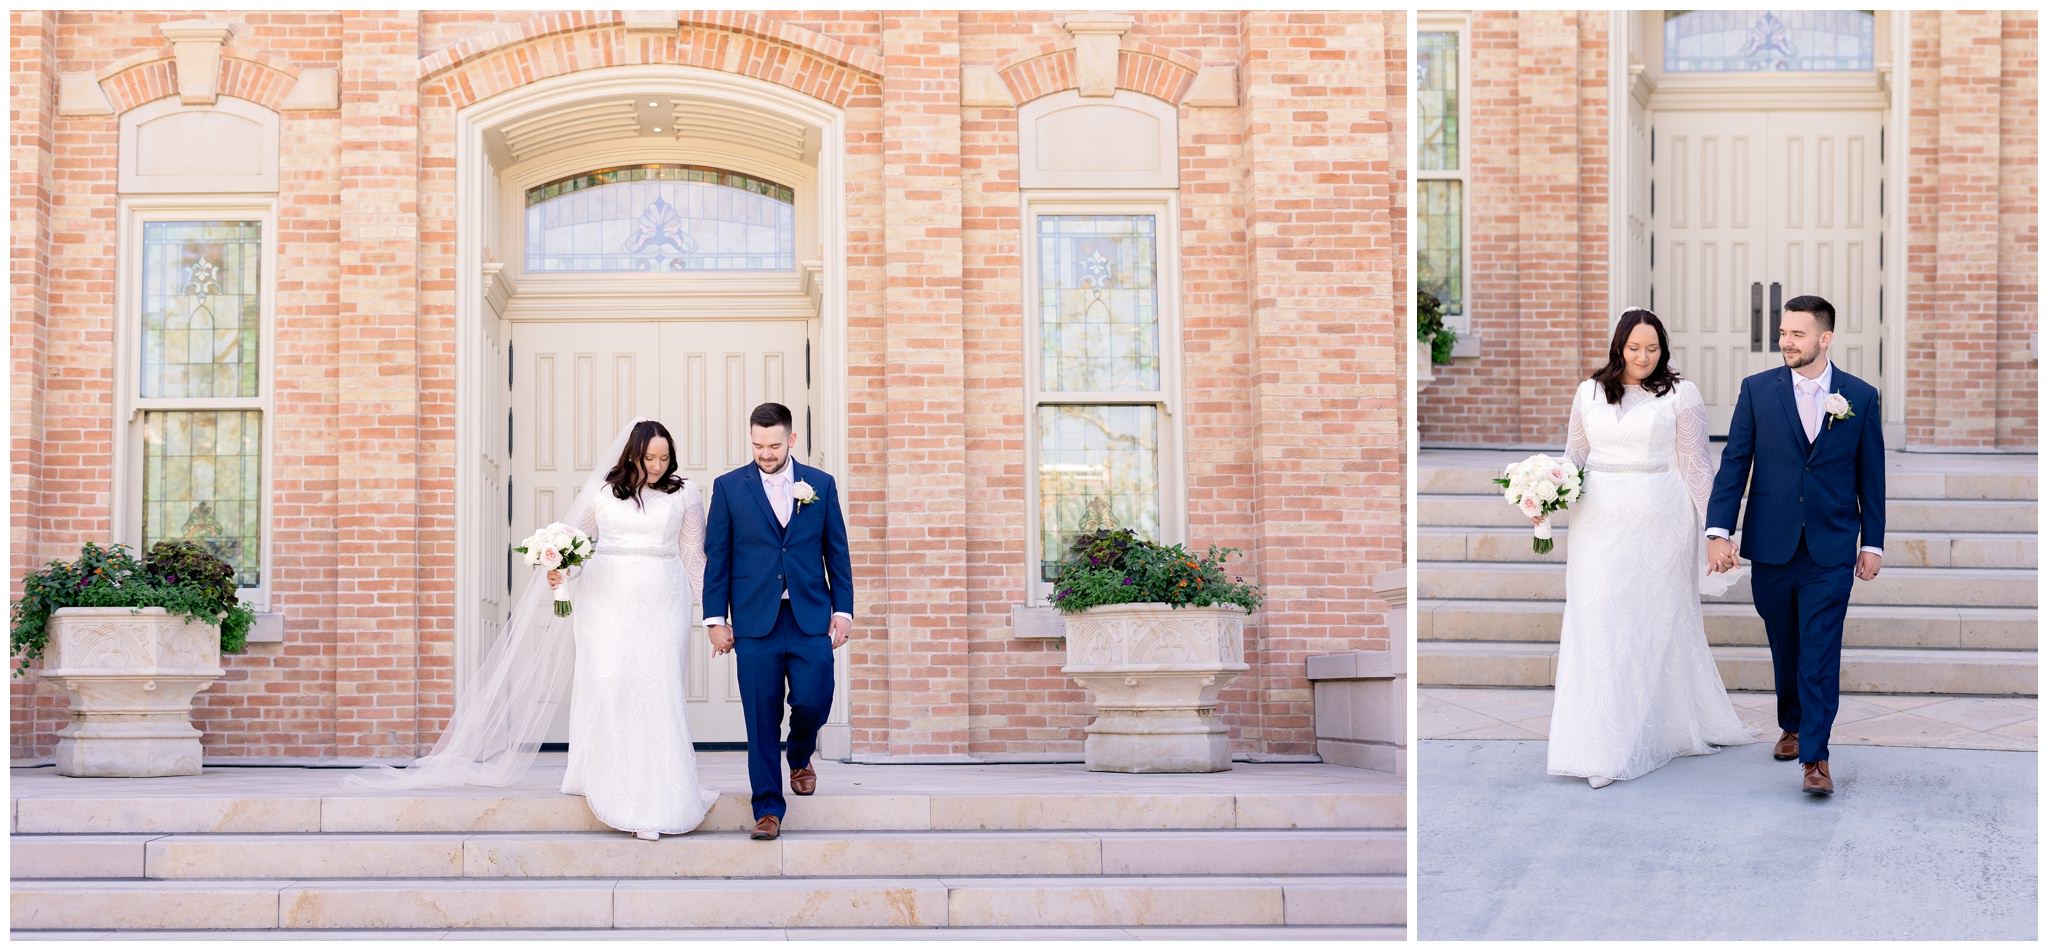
top-left (1544, 309), bottom-right (1756, 788)
top-left (348, 418), bottom-right (715, 840)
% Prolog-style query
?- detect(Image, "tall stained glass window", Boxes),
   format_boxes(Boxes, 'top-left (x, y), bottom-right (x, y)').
top-left (1417, 26), bottom-right (1466, 319)
top-left (1664, 10), bottom-right (1876, 73)
top-left (1032, 213), bottom-right (1169, 587)
top-left (524, 164), bottom-right (796, 272)
top-left (137, 221), bottom-right (265, 588)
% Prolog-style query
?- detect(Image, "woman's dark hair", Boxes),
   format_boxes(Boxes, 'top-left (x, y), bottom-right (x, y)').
top-left (605, 420), bottom-right (684, 505)
top-left (1590, 308), bottom-right (1681, 404)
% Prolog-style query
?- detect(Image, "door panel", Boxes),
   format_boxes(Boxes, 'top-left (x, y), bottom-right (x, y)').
top-left (1652, 110), bottom-right (1883, 434)
top-left (505, 319), bottom-right (810, 744)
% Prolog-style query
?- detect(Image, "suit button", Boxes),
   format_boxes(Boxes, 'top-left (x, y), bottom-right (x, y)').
top-left (1798, 497), bottom-right (1804, 503)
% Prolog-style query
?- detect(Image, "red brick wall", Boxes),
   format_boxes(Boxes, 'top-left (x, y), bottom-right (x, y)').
top-left (1906, 11), bottom-right (2039, 450)
top-left (11, 11), bottom-right (1402, 762)
top-left (1419, 11), bottom-right (1610, 449)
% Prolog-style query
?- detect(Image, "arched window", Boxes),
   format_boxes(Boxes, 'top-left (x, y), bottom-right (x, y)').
top-left (523, 164), bottom-right (796, 272)
top-left (1663, 10), bottom-right (1875, 74)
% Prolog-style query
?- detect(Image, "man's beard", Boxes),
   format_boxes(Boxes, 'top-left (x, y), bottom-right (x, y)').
top-left (1783, 348), bottom-right (1818, 369)
top-left (757, 457), bottom-right (790, 475)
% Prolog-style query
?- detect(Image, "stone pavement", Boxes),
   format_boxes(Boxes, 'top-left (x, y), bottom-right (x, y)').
top-left (1422, 687), bottom-right (2038, 752)
top-left (1418, 740), bottom-right (2037, 940)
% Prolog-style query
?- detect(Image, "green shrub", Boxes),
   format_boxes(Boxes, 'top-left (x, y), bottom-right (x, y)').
top-left (1417, 288), bottom-right (1458, 365)
top-left (1049, 528), bottom-right (1262, 615)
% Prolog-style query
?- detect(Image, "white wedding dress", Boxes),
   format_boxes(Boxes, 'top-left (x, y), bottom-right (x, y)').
top-left (1546, 379), bottom-right (1755, 783)
top-left (559, 482), bottom-right (718, 834)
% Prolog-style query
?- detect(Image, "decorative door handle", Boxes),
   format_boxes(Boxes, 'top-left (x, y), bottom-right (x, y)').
top-left (1768, 282), bottom-right (1783, 352)
top-left (1750, 282), bottom-right (1764, 352)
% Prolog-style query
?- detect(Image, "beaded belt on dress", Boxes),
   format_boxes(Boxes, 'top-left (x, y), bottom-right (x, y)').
top-left (1587, 460), bottom-right (1670, 473)
top-left (594, 545), bottom-right (677, 559)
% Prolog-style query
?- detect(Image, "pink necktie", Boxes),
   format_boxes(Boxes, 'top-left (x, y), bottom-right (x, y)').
top-left (1800, 380), bottom-right (1821, 442)
top-left (770, 476), bottom-right (792, 526)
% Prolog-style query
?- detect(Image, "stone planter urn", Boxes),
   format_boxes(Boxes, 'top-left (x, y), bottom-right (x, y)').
top-left (38, 607), bottom-right (225, 777)
top-left (1061, 603), bottom-right (1250, 773)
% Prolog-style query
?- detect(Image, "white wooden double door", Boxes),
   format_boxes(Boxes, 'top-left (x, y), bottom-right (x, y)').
top-left (504, 319), bottom-right (810, 744)
top-left (1652, 110), bottom-right (1884, 434)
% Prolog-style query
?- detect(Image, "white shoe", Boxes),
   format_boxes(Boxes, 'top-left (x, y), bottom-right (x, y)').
top-left (1588, 776), bottom-right (1614, 789)
top-left (634, 831), bottom-right (660, 841)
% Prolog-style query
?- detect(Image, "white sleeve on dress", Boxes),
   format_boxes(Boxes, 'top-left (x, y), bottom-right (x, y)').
top-left (678, 482), bottom-right (708, 617)
top-left (1565, 381), bottom-right (1592, 469)
top-left (1674, 381), bottom-right (1715, 530)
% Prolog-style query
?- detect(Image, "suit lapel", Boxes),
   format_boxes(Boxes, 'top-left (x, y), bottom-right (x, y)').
top-left (742, 465), bottom-right (787, 539)
top-left (1775, 366), bottom-right (1812, 456)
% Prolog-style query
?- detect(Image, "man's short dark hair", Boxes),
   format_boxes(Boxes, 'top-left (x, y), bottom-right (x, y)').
top-left (1783, 295), bottom-right (1835, 334)
top-left (749, 402), bottom-right (794, 432)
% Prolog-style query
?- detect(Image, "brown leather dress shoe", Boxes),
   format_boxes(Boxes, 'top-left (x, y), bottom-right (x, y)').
top-left (1802, 760), bottom-right (1833, 796)
top-left (1773, 731), bottom-right (1799, 761)
top-left (750, 815), bottom-right (781, 840)
top-left (791, 765), bottom-right (817, 796)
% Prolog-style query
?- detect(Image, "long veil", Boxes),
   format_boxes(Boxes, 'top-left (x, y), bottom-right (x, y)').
top-left (344, 418), bottom-right (644, 789)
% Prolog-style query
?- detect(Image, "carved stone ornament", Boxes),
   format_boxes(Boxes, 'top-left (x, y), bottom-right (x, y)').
top-left (39, 607), bottom-right (226, 777)
top-left (1060, 602), bottom-right (1249, 773)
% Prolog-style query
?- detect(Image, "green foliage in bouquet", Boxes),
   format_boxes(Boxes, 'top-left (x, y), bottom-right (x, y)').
top-left (10, 541), bottom-right (253, 677)
top-left (1049, 527), bottom-right (1263, 615)
top-left (1417, 288), bottom-right (1458, 365)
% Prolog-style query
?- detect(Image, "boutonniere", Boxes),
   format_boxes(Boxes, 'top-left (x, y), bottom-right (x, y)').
top-left (1823, 392), bottom-right (1853, 429)
top-left (790, 480), bottom-right (817, 508)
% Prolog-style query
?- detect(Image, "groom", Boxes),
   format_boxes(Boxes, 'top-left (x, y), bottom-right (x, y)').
top-left (1706, 295), bottom-right (1885, 798)
top-left (703, 401), bottom-right (854, 840)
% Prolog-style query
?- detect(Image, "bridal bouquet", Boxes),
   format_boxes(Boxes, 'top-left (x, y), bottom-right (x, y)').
top-left (1493, 455), bottom-right (1585, 554)
top-left (515, 523), bottom-right (594, 616)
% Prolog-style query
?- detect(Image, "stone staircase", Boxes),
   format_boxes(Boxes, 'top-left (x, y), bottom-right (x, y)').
top-left (1418, 449), bottom-right (2039, 697)
top-left (9, 759), bottom-right (1405, 938)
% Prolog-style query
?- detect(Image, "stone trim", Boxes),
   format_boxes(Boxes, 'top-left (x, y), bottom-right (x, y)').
top-left (418, 11), bottom-right (882, 83)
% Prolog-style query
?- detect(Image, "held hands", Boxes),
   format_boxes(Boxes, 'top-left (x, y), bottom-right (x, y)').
top-left (1706, 536), bottom-right (1739, 575)
top-left (1855, 551), bottom-right (1882, 582)
top-left (547, 569), bottom-right (565, 588)
top-left (829, 614), bottom-right (851, 650)
top-left (708, 624), bottom-right (735, 657)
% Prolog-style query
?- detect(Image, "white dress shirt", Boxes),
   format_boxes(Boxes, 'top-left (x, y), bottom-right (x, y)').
top-left (1708, 362), bottom-right (1881, 558)
top-left (704, 459), bottom-right (854, 628)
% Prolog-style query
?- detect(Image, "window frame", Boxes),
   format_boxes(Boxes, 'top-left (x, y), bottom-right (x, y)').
top-left (1417, 13), bottom-right (1475, 351)
top-left (111, 196), bottom-right (278, 611)
top-left (1019, 192), bottom-right (1188, 605)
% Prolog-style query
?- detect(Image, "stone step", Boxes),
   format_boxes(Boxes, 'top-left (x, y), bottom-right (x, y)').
top-left (1417, 562), bottom-right (2038, 609)
top-left (1418, 526), bottom-right (2038, 569)
top-left (1420, 600), bottom-right (2040, 651)
top-left (9, 829), bottom-right (1406, 881)
top-left (1418, 642), bottom-right (2039, 696)
top-left (1420, 462), bottom-right (2039, 501)
top-left (11, 788), bottom-right (1403, 835)
top-left (1417, 495), bottom-right (2038, 535)
top-left (11, 875), bottom-right (1405, 930)
top-left (6, 926), bottom-right (1409, 940)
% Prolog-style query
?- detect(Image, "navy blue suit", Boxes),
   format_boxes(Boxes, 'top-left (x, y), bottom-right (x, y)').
top-left (1707, 364), bottom-right (1885, 764)
top-left (702, 459), bottom-right (854, 820)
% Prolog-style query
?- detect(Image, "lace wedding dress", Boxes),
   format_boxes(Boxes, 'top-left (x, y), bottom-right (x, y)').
top-left (558, 482), bottom-right (720, 834)
top-left (1546, 379), bottom-right (1756, 783)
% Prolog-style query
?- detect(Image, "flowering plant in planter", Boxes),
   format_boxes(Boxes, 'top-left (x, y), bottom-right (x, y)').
top-left (1049, 528), bottom-right (1262, 614)
top-left (10, 541), bottom-right (253, 677)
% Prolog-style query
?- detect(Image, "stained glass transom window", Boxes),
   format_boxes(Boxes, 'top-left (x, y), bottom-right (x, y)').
top-left (524, 165), bottom-right (796, 272)
top-left (1037, 405), bottom-right (1160, 583)
top-left (1036, 215), bottom-right (1162, 392)
top-left (141, 221), bottom-right (261, 399)
top-left (1664, 10), bottom-right (1875, 73)
top-left (1419, 180), bottom-right (1464, 317)
top-left (143, 410), bottom-right (263, 587)
top-left (1417, 31), bottom-right (1461, 172)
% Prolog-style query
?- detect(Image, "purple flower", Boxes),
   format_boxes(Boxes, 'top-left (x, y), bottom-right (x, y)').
top-left (1121, 577), bottom-right (1134, 586)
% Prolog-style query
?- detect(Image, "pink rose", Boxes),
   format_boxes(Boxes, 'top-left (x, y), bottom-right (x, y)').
top-left (540, 548), bottom-right (563, 570)
top-left (1520, 497), bottom-right (1542, 517)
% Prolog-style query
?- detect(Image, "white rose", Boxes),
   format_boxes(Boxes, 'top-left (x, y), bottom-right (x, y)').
top-left (1824, 393), bottom-right (1850, 417)
top-left (791, 481), bottom-right (817, 504)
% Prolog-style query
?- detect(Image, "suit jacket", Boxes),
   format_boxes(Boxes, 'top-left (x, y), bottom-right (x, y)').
top-left (702, 459), bottom-right (855, 637)
top-left (1706, 364), bottom-right (1886, 568)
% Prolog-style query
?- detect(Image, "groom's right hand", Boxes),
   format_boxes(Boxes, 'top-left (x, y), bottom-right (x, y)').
top-left (708, 624), bottom-right (735, 656)
top-left (1707, 536), bottom-right (1737, 573)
